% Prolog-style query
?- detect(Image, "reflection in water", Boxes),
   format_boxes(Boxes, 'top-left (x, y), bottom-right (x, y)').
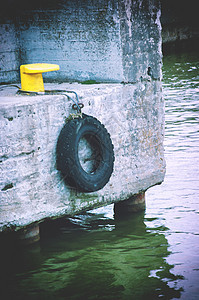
top-left (1, 212), bottom-right (182, 299)
top-left (146, 52), bottom-right (199, 299)
top-left (0, 52), bottom-right (199, 299)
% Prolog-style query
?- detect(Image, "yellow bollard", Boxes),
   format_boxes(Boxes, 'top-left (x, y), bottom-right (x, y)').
top-left (20, 63), bottom-right (60, 92)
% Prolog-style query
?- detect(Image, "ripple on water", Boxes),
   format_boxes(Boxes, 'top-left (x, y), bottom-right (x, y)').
top-left (1, 52), bottom-right (199, 300)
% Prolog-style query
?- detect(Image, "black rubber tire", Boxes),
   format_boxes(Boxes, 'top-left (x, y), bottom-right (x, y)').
top-left (56, 114), bottom-right (114, 192)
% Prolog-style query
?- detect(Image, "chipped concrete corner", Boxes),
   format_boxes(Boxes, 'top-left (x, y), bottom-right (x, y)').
top-left (0, 0), bottom-right (165, 232)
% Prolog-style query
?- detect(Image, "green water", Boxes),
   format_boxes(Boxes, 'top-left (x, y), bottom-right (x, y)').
top-left (0, 213), bottom-right (182, 300)
top-left (1, 52), bottom-right (199, 299)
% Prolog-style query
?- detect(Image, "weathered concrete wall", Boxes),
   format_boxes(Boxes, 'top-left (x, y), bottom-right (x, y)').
top-left (0, 0), bottom-right (165, 232)
top-left (0, 0), bottom-right (162, 84)
top-left (0, 0), bottom-right (123, 83)
top-left (0, 82), bottom-right (165, 231)
top-left (0, 21), bottom-right (20, 83)
top-left (1, 0), bottom-right (198, 85)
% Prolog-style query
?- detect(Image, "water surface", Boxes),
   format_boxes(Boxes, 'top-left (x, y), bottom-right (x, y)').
top-left (146, 52), bottom-right (199, 299)
top-left (1, 52), bottom-right (199, 299)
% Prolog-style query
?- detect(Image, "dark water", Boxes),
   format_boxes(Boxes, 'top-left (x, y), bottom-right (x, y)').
top-left (1, 52), bottom-right (199, 300)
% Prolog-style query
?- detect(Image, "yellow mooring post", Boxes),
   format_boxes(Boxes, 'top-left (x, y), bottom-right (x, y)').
top-left (20, 63), bottom-right (60, 92)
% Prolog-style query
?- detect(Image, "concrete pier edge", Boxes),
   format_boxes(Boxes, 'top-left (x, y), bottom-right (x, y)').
top-left (0, 1), bottom-right (165, 239)
top-left (17, 223), bottom-right (40, 244)
top-left (114, 192), bottom-right (146, 217)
